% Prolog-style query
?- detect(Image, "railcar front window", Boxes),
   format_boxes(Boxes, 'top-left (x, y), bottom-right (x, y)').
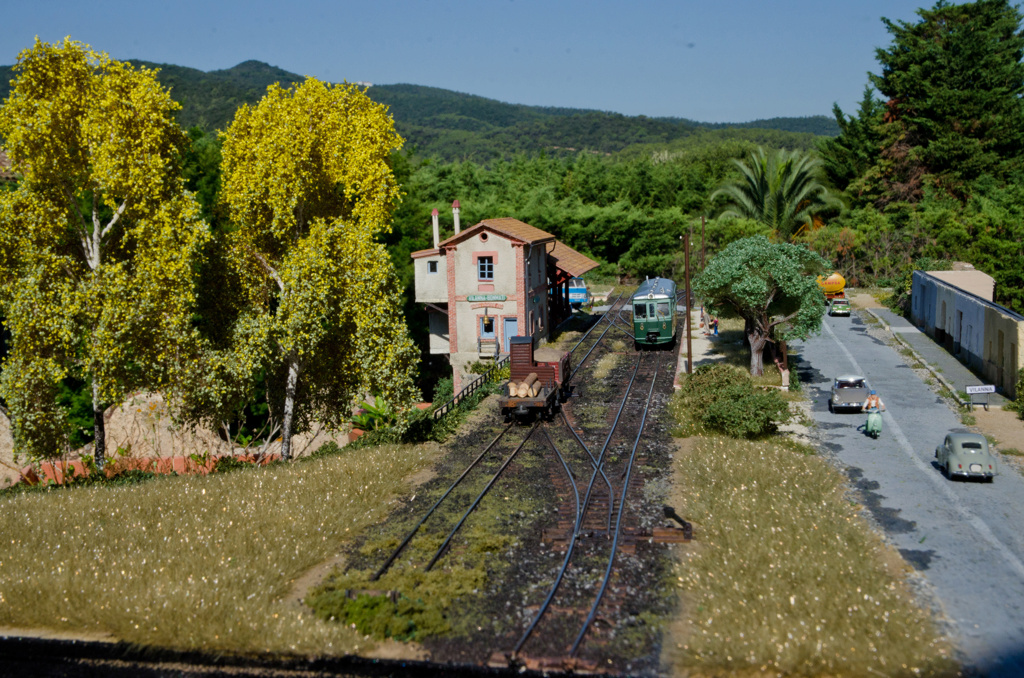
top-left (478, 256), bottom-right (494, 281)
top-left (657, 302), bottom-right (670, 318)
top-left (634, 303), bottom-right (647, 318)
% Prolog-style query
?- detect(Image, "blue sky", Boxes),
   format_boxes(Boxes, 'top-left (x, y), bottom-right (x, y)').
top-left (3, 0), bottom-right (932, 123)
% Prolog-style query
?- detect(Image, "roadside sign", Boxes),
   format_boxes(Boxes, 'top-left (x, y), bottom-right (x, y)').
top-left (966, 384), bottom-right (995, 411)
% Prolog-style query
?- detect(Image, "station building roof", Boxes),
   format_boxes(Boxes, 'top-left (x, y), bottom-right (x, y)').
top-left (436, 217), bottom-right (599, 278)
top-left (438, 217), bottom-right (555, 248)
top-left (548, 240), bottom-right (599, 278)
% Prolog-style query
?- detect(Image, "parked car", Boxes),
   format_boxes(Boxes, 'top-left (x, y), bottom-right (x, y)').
top-left (935, 432), bottom-right (997, 481)
top-left (829, 375), bottom-right (868, 412)
top-left (828, 298), bottom-right (852, 317)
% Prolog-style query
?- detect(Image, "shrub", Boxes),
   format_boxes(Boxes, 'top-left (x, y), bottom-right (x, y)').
top-left (702, 384), bottom-right (791, 438)
top-left (672, 364), bottom-right (791, 438)
top-left (350, 395), bottom-right (396, 431)
top-left (1006, 367), bottom-right (1024, 420)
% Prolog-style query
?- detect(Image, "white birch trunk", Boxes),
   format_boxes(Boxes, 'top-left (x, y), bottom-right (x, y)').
top-left (279, 355), bottom-right (302, 461)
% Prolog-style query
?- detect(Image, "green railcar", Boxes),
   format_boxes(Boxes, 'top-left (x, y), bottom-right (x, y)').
top-left (631, 277), bottom-right (677, 349)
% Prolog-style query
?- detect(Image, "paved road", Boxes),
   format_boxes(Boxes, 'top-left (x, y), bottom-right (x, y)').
top-left (797, 311), bottom-right (1024, 676)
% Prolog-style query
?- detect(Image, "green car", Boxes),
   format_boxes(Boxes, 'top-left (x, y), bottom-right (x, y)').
top-left (828, 298), bottom-right (851, 317)
top-left (935, 432), bottom-right (997, 481)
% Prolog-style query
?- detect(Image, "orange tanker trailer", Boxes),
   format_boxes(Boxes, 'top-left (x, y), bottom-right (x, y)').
top-left (817, 272), bottom-right (846, 300)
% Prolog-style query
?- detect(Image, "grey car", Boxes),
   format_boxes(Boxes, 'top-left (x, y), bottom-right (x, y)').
top-left (828, 298), bottom-right (851, 317)
top-left (829, 375), bottom-right (868, 412)
top-left (935, 432), bottom-right (997, 481)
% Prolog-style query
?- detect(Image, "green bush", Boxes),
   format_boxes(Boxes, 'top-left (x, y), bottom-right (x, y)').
top-left (350, 395), bottom-right (396, 431)
top-left (702, 384), bottom-right (791, 438)
top-left (672, 364), bottom-right (791, 438)
top-left (306, 592), bottom-right (447, 641)
top-left (1007, 367), bottom-right (1024, 420)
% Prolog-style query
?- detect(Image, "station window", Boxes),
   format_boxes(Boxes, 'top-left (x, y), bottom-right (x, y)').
top-left (478, 256), bottom-right (494, 281)
top-left (428, 261), bottom-right (438, 274)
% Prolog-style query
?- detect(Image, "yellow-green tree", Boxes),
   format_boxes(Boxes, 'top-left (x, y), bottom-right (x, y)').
top-left (219, 78), bottom-right (418, 460)
top-left (0, 38), bottom-right (209, 465)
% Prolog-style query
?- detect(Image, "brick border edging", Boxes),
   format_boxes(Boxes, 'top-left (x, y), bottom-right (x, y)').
top-left (17, 452), bottom-right (283, 487)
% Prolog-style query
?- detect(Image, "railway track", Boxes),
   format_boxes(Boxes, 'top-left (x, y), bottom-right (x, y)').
top-left (367, 297), bottom-right (629, 583)
top-left (365, 421), bottom-right (542, 581)
top-left (496, 351), bottom-right (687, 673)
top-left (335, 295), bottom-right (687, 674)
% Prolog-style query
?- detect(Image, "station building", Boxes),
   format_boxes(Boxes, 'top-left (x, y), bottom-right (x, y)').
top-left (412, 203), bottom-right (598, 392)
top-left (911, 264), bottom-right (1023, 398)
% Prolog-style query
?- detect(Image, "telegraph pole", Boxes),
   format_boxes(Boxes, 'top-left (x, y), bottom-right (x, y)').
top-left (701, 215), bottom-right (706, 271)
top-left (684, 230), bottom-right (693, 374)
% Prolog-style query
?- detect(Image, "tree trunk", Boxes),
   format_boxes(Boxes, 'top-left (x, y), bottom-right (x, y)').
top-left (280, 355), bottom-right (302, 461)
top-left (92, 380), bottom-right (106, 468)
top-left (748, 330), bottom-right (768, 376)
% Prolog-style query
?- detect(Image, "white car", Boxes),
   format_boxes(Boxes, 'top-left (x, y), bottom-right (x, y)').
top-left (830, 375), bottom-right (868, 412)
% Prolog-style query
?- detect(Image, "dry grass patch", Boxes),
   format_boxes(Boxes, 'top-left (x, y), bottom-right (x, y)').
top-left (667, 435), bottom-right (953, 676)
top-left (0, 442), bottom-right (438, 655)
top-left (591, 351), bottom-right (621, 381)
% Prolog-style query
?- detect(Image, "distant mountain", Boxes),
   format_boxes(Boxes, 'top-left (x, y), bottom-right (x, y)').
top-left (1, 59), bottom-right (839, 161)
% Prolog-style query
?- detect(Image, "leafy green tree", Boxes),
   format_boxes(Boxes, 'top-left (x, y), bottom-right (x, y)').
top-left (870, 0), bottom-right (1024, 197)
top-left (0, 38), bottom-right (209, 465)
top-left (693, 236), bottom-right (830, 376)
top-left (818, 86), bottom-right (885, 194)
top-left (711, 147), bottom-right (834, 241)
top-left (217, 77), bottom-right (418, 460)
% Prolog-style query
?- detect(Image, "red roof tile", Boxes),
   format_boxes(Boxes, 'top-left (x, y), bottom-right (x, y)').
top-left (438, 218), bottom-right (555, 248)
top-left (549, 240), bottom-right (600, 278)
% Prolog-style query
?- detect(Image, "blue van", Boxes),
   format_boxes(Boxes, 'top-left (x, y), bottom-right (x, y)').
top-left (568, 277), bottom-right (589, 309)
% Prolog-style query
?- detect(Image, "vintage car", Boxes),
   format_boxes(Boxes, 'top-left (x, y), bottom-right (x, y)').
top-left (935, 432), bottom-right (997, 481)
top-left (829, 375), bottom-right (868, 412)
top-left (828, 298), bottom-right (852, 317)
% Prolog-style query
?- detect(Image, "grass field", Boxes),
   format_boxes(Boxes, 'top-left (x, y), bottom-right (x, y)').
top-left (0, 442), bottom-right (439, 655)
top-left (665, 313), bottom-right (956, 675)
top-left (665, 435), bottom-right (953, 676)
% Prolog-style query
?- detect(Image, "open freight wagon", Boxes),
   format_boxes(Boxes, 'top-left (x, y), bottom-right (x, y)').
top-left (498, 336), bottom-right (571, 421)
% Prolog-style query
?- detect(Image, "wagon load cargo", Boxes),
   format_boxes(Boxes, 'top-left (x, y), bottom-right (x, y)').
top-left (499, 337), bottom-right (571, 420)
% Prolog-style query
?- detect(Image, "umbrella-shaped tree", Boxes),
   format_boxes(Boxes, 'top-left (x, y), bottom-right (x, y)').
top-left (693, 236), bottom-right (830, 376)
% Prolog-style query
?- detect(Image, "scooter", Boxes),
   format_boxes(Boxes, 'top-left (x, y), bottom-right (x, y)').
top-left (865, 407), bottom-right (883, 438)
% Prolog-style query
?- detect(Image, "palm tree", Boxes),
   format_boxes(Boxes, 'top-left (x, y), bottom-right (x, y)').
top-left (712, 147), bottom-right (834, 241)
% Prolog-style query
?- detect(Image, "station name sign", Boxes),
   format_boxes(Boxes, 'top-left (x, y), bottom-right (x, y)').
top-left (966, 385), bottom-right (996, 394)
top-left (467, 294), bottom-right (507, 302)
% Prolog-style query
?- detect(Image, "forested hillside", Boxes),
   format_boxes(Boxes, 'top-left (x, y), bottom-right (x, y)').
top-left (1, 60), bottom-right (837, 162)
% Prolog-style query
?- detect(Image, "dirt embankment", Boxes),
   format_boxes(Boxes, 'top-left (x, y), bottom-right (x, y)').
top-left (1, 392), bottom-right (353, 488)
